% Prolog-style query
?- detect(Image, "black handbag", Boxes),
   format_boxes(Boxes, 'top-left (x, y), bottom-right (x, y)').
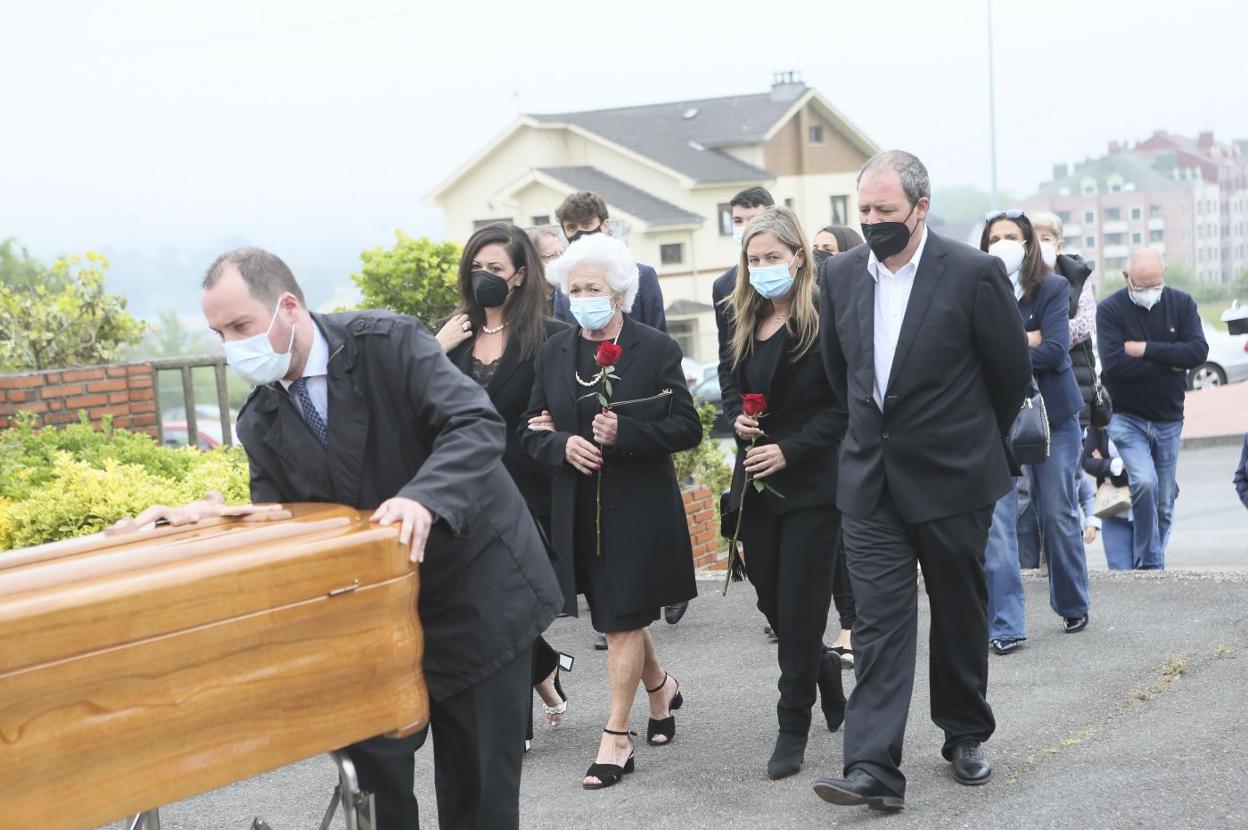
top-left (608, 388), bottom-right (674, 422)
top-left (1008, 379), bottom-right (1051, 466)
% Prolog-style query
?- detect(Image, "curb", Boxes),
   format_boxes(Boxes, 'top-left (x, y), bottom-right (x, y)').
top-left (1181, 433), bottom-right (1245, 450)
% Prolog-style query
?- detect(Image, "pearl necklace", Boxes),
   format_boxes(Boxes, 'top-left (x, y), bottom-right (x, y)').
top-left (481, 320), bottom-right (507, 334)
top-left (574, 327), bottom-right (623, 387)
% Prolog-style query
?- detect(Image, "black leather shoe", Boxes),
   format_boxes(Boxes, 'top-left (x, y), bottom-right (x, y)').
top-left (594, 632), bottom-right (608, 650)
top-left (663, 601), bottom-right (689, 625)
top-left (1064, 614), bottom-right (1089, 633)
top-left (950, 742), bottom-right (992, 785)
top-left (767, 731), bottom-right (807, 780)
top-left (813, 769), bottom-right (904, 812)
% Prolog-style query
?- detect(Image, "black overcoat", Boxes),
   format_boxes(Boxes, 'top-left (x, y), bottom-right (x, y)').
top-left (236, 310), bottom-right (564, 702)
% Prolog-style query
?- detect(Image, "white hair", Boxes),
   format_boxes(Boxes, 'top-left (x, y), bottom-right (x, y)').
top-left (544, 233), bottom-right (639, 312)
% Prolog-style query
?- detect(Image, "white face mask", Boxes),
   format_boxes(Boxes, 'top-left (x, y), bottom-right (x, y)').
top-left (732, 225), bottom-right (746, 246)
top-left (1128, 284), bottom-right (1164, 310)
top-left (222, 298), bottom-right (296, 386)
top-left (1039, 241), bottom-right (1058, 269)
top-left (988, 239), bottom-right (1026, 277)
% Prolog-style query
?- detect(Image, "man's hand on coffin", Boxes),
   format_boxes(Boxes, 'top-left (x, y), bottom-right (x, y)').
top-left (370, 496), bottom-right (434, 564)
top-left (105, 491), bottom-right (291, 535)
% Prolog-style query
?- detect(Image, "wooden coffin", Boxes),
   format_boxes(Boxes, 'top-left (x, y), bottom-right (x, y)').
top-left (0, 503), bottom-right (427, 830)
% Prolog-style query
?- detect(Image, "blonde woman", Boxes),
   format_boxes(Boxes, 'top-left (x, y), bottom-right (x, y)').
top-left (722, 207), bottom-right (847, 780)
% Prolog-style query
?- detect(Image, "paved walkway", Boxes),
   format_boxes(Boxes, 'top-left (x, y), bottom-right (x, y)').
top-left (105, 570), bottom-right (1248, 829)
top-left (1181, 383), bottom-right (1248, 443)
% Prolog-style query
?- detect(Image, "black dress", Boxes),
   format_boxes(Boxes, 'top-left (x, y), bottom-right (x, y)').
top-left (572, 336), bottom-right (661, 633)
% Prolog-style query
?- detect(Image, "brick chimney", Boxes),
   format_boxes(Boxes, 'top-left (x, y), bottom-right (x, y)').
top-left (1052, 162), bottom-right (1069, 180)
top-left (1197, 130), bottom-right (1215, 150)
top-left (769, 70), bottom-right (806, 103)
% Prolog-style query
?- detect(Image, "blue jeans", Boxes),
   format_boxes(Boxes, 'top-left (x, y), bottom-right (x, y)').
top-left (1025, 414), bottom-right (1091, 619)
top-left (1101, 515), bottom-right (1134, 570)
top-left (1107, 413), bottom-right (1182, 570)
top-left (1016, 477), bottom-right (1041, 569)
top-left (985, 481), bottom-right (1026, 641)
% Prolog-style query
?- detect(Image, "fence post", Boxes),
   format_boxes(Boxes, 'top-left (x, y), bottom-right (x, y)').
top-left (180, 366), bottom-right (197, 448)
top-left (213, 359), bottom-right (232, 447)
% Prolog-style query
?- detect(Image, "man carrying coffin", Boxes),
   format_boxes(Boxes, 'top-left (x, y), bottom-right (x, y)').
top-left (126, 247), bottom-right (563, 829)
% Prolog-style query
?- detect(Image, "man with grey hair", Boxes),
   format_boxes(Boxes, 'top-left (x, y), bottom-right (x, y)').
top-left (814, 150), bottom-right (1031, 811)
top-left (1096, 247), bottom-right (1207, 569)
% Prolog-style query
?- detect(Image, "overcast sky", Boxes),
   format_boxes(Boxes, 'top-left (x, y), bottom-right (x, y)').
top-left (4, 0), bottom-right (1247, 281)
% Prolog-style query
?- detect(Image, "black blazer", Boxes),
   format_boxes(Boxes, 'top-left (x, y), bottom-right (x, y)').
top-left (521, 316), bottom-right (701, 618)
top-left (819, 231), bottom-right (1032, 524)
top-left (446, 319), bottom-right (567, 521)
top-left (727, 328), bottom-right (846, 515)
top-left (713, 266), bottom-right (742, 422)
top-left (236, 311), bottom-right (563, 702)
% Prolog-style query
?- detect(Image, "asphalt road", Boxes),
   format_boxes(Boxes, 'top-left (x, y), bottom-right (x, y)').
top-left (103, 570), bottom-right (1248, 830)
top-left (1153, 441), bottom-right (1248, 569)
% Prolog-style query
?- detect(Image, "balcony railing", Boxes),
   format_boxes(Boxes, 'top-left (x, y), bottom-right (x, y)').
top-left (151, 355), bottom-right (234, 448)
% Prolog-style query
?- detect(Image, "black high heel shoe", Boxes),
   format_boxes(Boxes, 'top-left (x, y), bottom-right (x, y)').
top-left (644, 672), bottom-right (684, 746)
top-left (583, 728), bottom-right (636, 790)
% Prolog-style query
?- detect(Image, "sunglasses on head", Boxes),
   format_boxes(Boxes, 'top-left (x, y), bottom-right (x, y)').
top-left (984, 208), bottom-right (1026, 222)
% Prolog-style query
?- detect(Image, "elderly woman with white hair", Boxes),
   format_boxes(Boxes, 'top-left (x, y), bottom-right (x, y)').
top-left (522, 232), bottom-right (701, 790)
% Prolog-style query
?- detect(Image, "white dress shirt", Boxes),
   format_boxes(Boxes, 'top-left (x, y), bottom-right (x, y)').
top-left (867, 226), bottom-right (928, 410)
top-left (280, 322), bottom-right (329, 425)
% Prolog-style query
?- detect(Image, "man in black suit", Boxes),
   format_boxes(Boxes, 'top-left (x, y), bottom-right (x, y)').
top-left (198, 248), bottom-right (563, 829)
top-left (812, 152), bottom-right (1030, 812)
top-left (712, 186), bottom-right (775, 426)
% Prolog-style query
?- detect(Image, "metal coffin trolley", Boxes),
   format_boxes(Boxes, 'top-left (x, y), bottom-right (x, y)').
top-left (0, 504), bottom-right (429, 830)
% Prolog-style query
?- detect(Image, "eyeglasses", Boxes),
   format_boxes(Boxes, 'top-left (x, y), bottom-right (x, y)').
top-left (984, 208), bottom-right (1026, 222)
top-left (539, 252), bottom-right (562, 263)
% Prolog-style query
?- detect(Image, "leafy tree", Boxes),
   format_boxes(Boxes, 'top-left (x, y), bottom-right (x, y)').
top-left (0, 238), bottom-right (61, 291)
top-left (352, 231), bottom-right (462, 325)
top-left (0, 251), bottom-right (145, 372)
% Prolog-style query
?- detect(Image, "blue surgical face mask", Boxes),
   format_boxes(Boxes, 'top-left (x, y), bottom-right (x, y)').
top-left (748, 259), bottom-right (797, 299)
top-left (569, 296), bottom-right (617, 331)
top-left (222, 298), bottom-right (295, 386)
top-left (732, 225), bottom-right (746, 247)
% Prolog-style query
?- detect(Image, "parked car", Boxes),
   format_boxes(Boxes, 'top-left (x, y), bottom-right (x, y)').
top-left (691, 375), bottom-right (733, 437)
top-left (1188, 321), bottom-right (1248, 390)
top-left (162, 422), bottom-right (221, 451)
top-left (680, 358), bottom-right (706, 389)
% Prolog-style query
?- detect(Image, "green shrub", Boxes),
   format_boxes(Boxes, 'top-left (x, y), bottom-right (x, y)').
top-left (674, 403), bottom-right (732, 499)
top-left (0, 413), bottom-right (249, 550)
top-left (352, 231), bottom-right (462, 326)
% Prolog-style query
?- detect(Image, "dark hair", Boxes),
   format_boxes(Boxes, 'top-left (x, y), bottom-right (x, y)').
top-left (978, 212), bottom-right (1046, 303)
top-left (555, 191), bottom-right (609, 228)
top-left (202, 247), bottom-right (306, 306)
top-left (455, 223), bottom-right (552, 360)
top-left (816, 224), bottom-right (865, 253)
top-left (729, 186), bottom-right (775, 209)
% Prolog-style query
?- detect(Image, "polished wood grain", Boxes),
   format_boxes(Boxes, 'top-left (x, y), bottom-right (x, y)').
top-left (0, 504), bottom-right (428, 830)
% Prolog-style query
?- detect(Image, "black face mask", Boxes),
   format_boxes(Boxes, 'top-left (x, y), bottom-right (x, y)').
top-left (814, 249), bottom-right (833, 268)
top-left (471, 269), bottom-right (512, 308)
top-left (861, 204), bottom-right (917, 261)
top-left (566, 224), bottom-right (603, 243)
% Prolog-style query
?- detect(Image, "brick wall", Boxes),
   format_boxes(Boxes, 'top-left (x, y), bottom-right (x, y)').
top-left (0, 362), bottom-right (159, 435)
top-left (683, 485), bottom-right (728, 571)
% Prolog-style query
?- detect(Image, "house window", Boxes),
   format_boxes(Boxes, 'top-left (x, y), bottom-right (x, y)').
top-left (830, 195), bottom-right (848, 226)
top-left (660, 243), bottom-right (685, 265)
top-left (809, 125), bottom-right (824, 145)
top-left (1105, 233), bottom-right (1125, 244)
top-left (667, 318), bottom-right (697, 359)
top-left (1057, 211), bottom-right (1072, 223)
top-left (472, 217), bottom-right (512, 229)
top-left (1063, 235), bottom-right (1080, 249)
top-left (1085, 236), bottom-right (1097, 248)
top-left (1130, 207), bottom-right (1142, 221)
top-left (784, 197), bottom-right (795, 209)
top-left (530, 214), bottom-right (550, 227)
top-left (717, 203), bottom-right (733, 236)
top-left (1084, 210), bottom-right (1095, 224)
top-left (1104, 207), bottom-right (1121, 221)
top-left (1131, 232), bottom-right (1142, 244)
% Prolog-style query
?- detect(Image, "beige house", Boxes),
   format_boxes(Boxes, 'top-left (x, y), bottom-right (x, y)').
top-left (426, 73), bottom-right (878, 363)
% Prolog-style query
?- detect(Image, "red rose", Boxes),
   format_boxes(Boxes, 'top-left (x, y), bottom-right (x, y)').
top-left (595, 342), bottom-right (623, 367)
top-left (741, 393), bottom-right (768, 417)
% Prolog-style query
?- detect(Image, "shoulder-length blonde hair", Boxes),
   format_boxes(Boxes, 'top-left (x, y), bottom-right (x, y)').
top-left (724, 206), bottom-right (819, 370)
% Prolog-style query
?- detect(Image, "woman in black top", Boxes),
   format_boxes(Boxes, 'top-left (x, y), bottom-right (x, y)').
top-left (435, 223), bottom-right (569, 747)
top-left (722, 207), bottom-right (847, 780)
top-left (522, 233), bottom-right (701, 790)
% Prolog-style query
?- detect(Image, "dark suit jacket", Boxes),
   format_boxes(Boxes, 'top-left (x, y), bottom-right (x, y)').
top-left (819, 231), bottom-right (1031, 524)
top-left (520, 316), bottom-right (701, 618)
top-left (236, 310), bottom-right (563, 701)
top-left (553, 263), bottom-right (667, 333)
top-left (447, 319), bottom-right (568, 521)
top-left (726, 328), bottom-right (846, 515)
top-left (1018, 274), bottom-right (1085, 425)
top-left (713, 265), bottom-right (742, 422)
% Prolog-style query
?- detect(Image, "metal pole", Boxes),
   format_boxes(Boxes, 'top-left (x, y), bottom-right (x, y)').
top-left (214, 359), bottom-right (232, 446)
top-left (181, 366), bottom-right (198, 450)
top-left (987, 0), bottom-right (999, 210)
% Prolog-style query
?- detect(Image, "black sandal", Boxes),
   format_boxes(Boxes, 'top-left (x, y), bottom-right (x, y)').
top-left (583, 728), bottom-right (636, 790)
top-left (645, 673), bottom-right (684, 746)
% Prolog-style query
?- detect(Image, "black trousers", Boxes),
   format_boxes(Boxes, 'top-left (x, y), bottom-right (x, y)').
top-left (831, 531), bottom-right (857, 631)
top-left (345, 644), bottom-right (533, 829)
top-left (840, 491), bottom-right (995, 797)
top-left (741, 501), bottom-right (839, 735)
